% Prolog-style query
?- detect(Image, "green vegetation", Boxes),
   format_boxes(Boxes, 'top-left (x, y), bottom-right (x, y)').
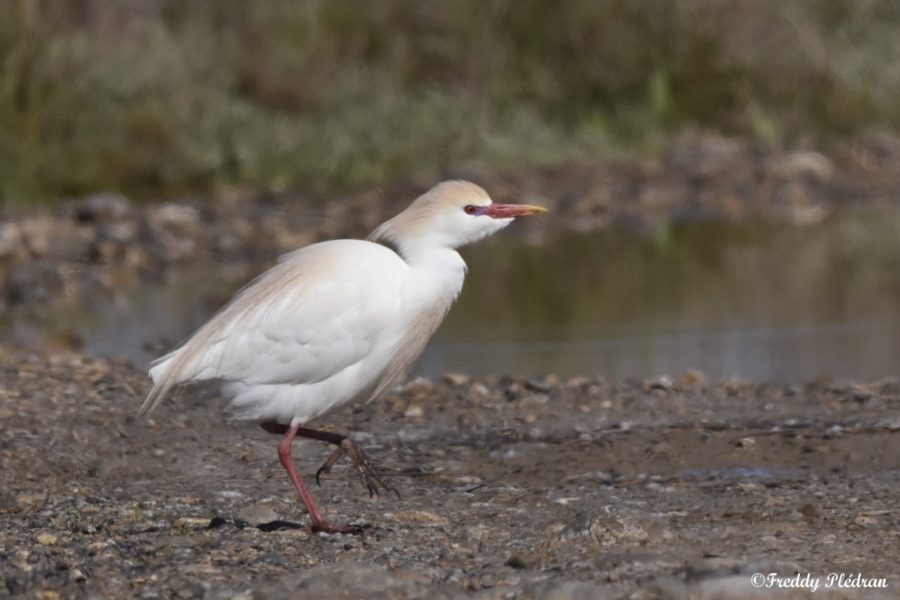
top-left (2, 0), bottom-right (899, 204)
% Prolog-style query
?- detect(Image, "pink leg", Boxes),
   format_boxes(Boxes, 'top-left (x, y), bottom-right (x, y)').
top-left (277, 424), bottom-right (353, 533)
top-left (262, 421), bottom-right (399, 498)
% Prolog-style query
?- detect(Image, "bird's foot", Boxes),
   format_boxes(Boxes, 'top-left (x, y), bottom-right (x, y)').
top-left (315, 438), bottom-right (401, 500)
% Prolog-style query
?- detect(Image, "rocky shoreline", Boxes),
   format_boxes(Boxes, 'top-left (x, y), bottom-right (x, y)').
top-left (2, 347), bottom-right (899, 598)
top-left (2, 134), bottom-right (900, 316)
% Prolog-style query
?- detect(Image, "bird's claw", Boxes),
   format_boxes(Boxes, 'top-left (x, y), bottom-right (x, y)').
top-left (314, 438), bottom-right (401, 500)
top-left (342, 439), bottom-right (401, 500)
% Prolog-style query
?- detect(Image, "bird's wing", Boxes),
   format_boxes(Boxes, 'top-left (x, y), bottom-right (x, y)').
top-left (139, 240), bottom-right (408, 416)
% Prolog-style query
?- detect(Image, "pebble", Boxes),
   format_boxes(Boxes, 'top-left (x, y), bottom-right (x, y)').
top-left (235, 503), bottom-right (280, 527)
top-left (468, 382), bottom-right (490, 399)
top-left (676, 369), bottom-right (707, 387)
top-left (525, 376), bottom-right (556, 393)
top-left (0, 223), bottom-right (22, 259)
top-left (174, 517), bottom-right (213, 530)
top-left (771, 150), bottom-right (833, 181)
top-left (854, 514), bottom-right (878, 527)
top-left (565, 376), bottom-right (590, 389)
top-left (798, 503), bottom-right (820, 520)
top-left (390, 510), bottom-right (449, 526)
top-left (35, 532), bottom-right (57, 546)
top-left (442, 372), bottom-right (470, 386)
top-left (216, 490), bottom-right (243, 498)
top-left (403, 404), bottom-right (425, 419)
top-left (644, 376), bottom-right (673, 392)
top-left (72, 193), bottom-right (132, 222)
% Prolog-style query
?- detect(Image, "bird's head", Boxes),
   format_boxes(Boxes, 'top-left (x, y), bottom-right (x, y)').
top-left (369, 180), bottom-right (547, 255)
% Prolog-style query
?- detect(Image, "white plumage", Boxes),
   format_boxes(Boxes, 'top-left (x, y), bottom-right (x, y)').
top-left (139, 180), bottom-right (546, 532)
top-left (147, 239), bottom-right (436, 424)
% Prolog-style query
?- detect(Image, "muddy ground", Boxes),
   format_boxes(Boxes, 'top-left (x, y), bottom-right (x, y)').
top-left (1, 348), bottom-right (899, 599)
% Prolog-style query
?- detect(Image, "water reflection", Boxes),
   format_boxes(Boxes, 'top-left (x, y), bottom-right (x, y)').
top-left (437, 212), bottom-right (900, 380)
top-left (16, 211), bottom-right (900, 382)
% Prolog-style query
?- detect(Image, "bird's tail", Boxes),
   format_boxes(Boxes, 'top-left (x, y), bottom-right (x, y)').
top-left (137, 260), bottom-right (272, 418)
top-left (137, 309), bottom-right (231, 418)
top-left (137, 352), bottom-right (179, 418)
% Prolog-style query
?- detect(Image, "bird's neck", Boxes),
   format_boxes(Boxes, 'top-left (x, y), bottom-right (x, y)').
top-left (402, 245), bottom-right (468, 306)
top-left (368, 217), bottom-right (467, 302)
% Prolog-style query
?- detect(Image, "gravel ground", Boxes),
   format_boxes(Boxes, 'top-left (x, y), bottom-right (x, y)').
top-left (2, 349), bottom-right (899, 599)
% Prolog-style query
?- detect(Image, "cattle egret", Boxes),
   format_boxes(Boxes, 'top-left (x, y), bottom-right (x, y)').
top-left (139, 180), bottom-right (547, 532)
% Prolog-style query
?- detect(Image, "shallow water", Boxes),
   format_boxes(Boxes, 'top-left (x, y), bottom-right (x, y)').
top-left (20, 211), bottom-right (900, 382)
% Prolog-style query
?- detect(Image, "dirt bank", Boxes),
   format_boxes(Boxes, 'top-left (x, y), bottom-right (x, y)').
top-left (1, 348), bottom-right (898, 598)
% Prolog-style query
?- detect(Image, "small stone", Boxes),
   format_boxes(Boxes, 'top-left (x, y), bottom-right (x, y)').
top-left (72, 193), bottom-right (132, 222)
top-left (216, 490), bottom-right (243, 498)
top-left (36, 532), bottom-right (57, 546)
top-left (404, 404), bottom-right (425, 418)
top-left (854, 514), bottom-right (878, 527)
top-left (442, 372), bottom-right (470, 386)
top-left (504, 382), bottom-right (524, 401)
top-left (735, 437), bottom-right (756, 448)
top-left (850, 386), bottom-right (874, 402)
top-left (644, 376), bottom-right (673, 392)
top-left (771, 150), bottom-right (833, 181)
top-left (468, 382), bottom-right (490, 399)
top-left (563, 471), bottom-right (613, 484)
top-left (390, 510), bottom-right (449, 526)
top-left (676, 370), bottom-right (707, 387)
top-left (454, 475), bottom-right (483, 485)
top-left (565, 376), bottom-right (590, 389)
top-left (798, 503), bottom-right (820, 520)
top-left (174, 517), bottom-right (213, 530)
top-left (525, 376), bottom-right (556, 393)
top-left (0, 223), bottom-right (22, 259)
top-left (235, 503), bottom-right (280, 527)
top-left (152, 204), bottom-right (202, 229)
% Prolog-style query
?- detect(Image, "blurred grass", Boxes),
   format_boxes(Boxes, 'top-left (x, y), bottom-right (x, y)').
top-left (1, 0), bottom-right (900, 204)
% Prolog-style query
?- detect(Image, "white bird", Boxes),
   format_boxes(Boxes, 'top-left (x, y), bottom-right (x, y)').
top-left (139, 180), bottom-right (546, 532)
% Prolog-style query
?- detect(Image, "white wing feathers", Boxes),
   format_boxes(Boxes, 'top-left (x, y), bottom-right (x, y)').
top-left (138, 240), bottom-right (408, 417)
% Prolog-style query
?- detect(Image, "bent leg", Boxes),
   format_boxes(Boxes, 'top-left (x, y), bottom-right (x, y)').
top-left (262, 421), bottom-right (399, 499)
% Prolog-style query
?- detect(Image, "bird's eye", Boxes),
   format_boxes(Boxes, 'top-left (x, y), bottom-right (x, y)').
top-left (463, 205), bottom-right (478, 215)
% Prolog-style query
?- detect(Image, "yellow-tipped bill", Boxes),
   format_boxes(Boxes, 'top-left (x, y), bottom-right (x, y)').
top-left (484, 203), bottom-right (548, 219)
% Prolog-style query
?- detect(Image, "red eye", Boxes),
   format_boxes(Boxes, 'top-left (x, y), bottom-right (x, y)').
top-left (464, 205), bottom-right (477, 214)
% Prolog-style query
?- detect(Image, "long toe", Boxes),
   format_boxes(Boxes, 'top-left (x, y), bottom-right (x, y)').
top-left (315, 447), bottom-right (345, 486)
top-left (341, 439), bottom-right (401, 500)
